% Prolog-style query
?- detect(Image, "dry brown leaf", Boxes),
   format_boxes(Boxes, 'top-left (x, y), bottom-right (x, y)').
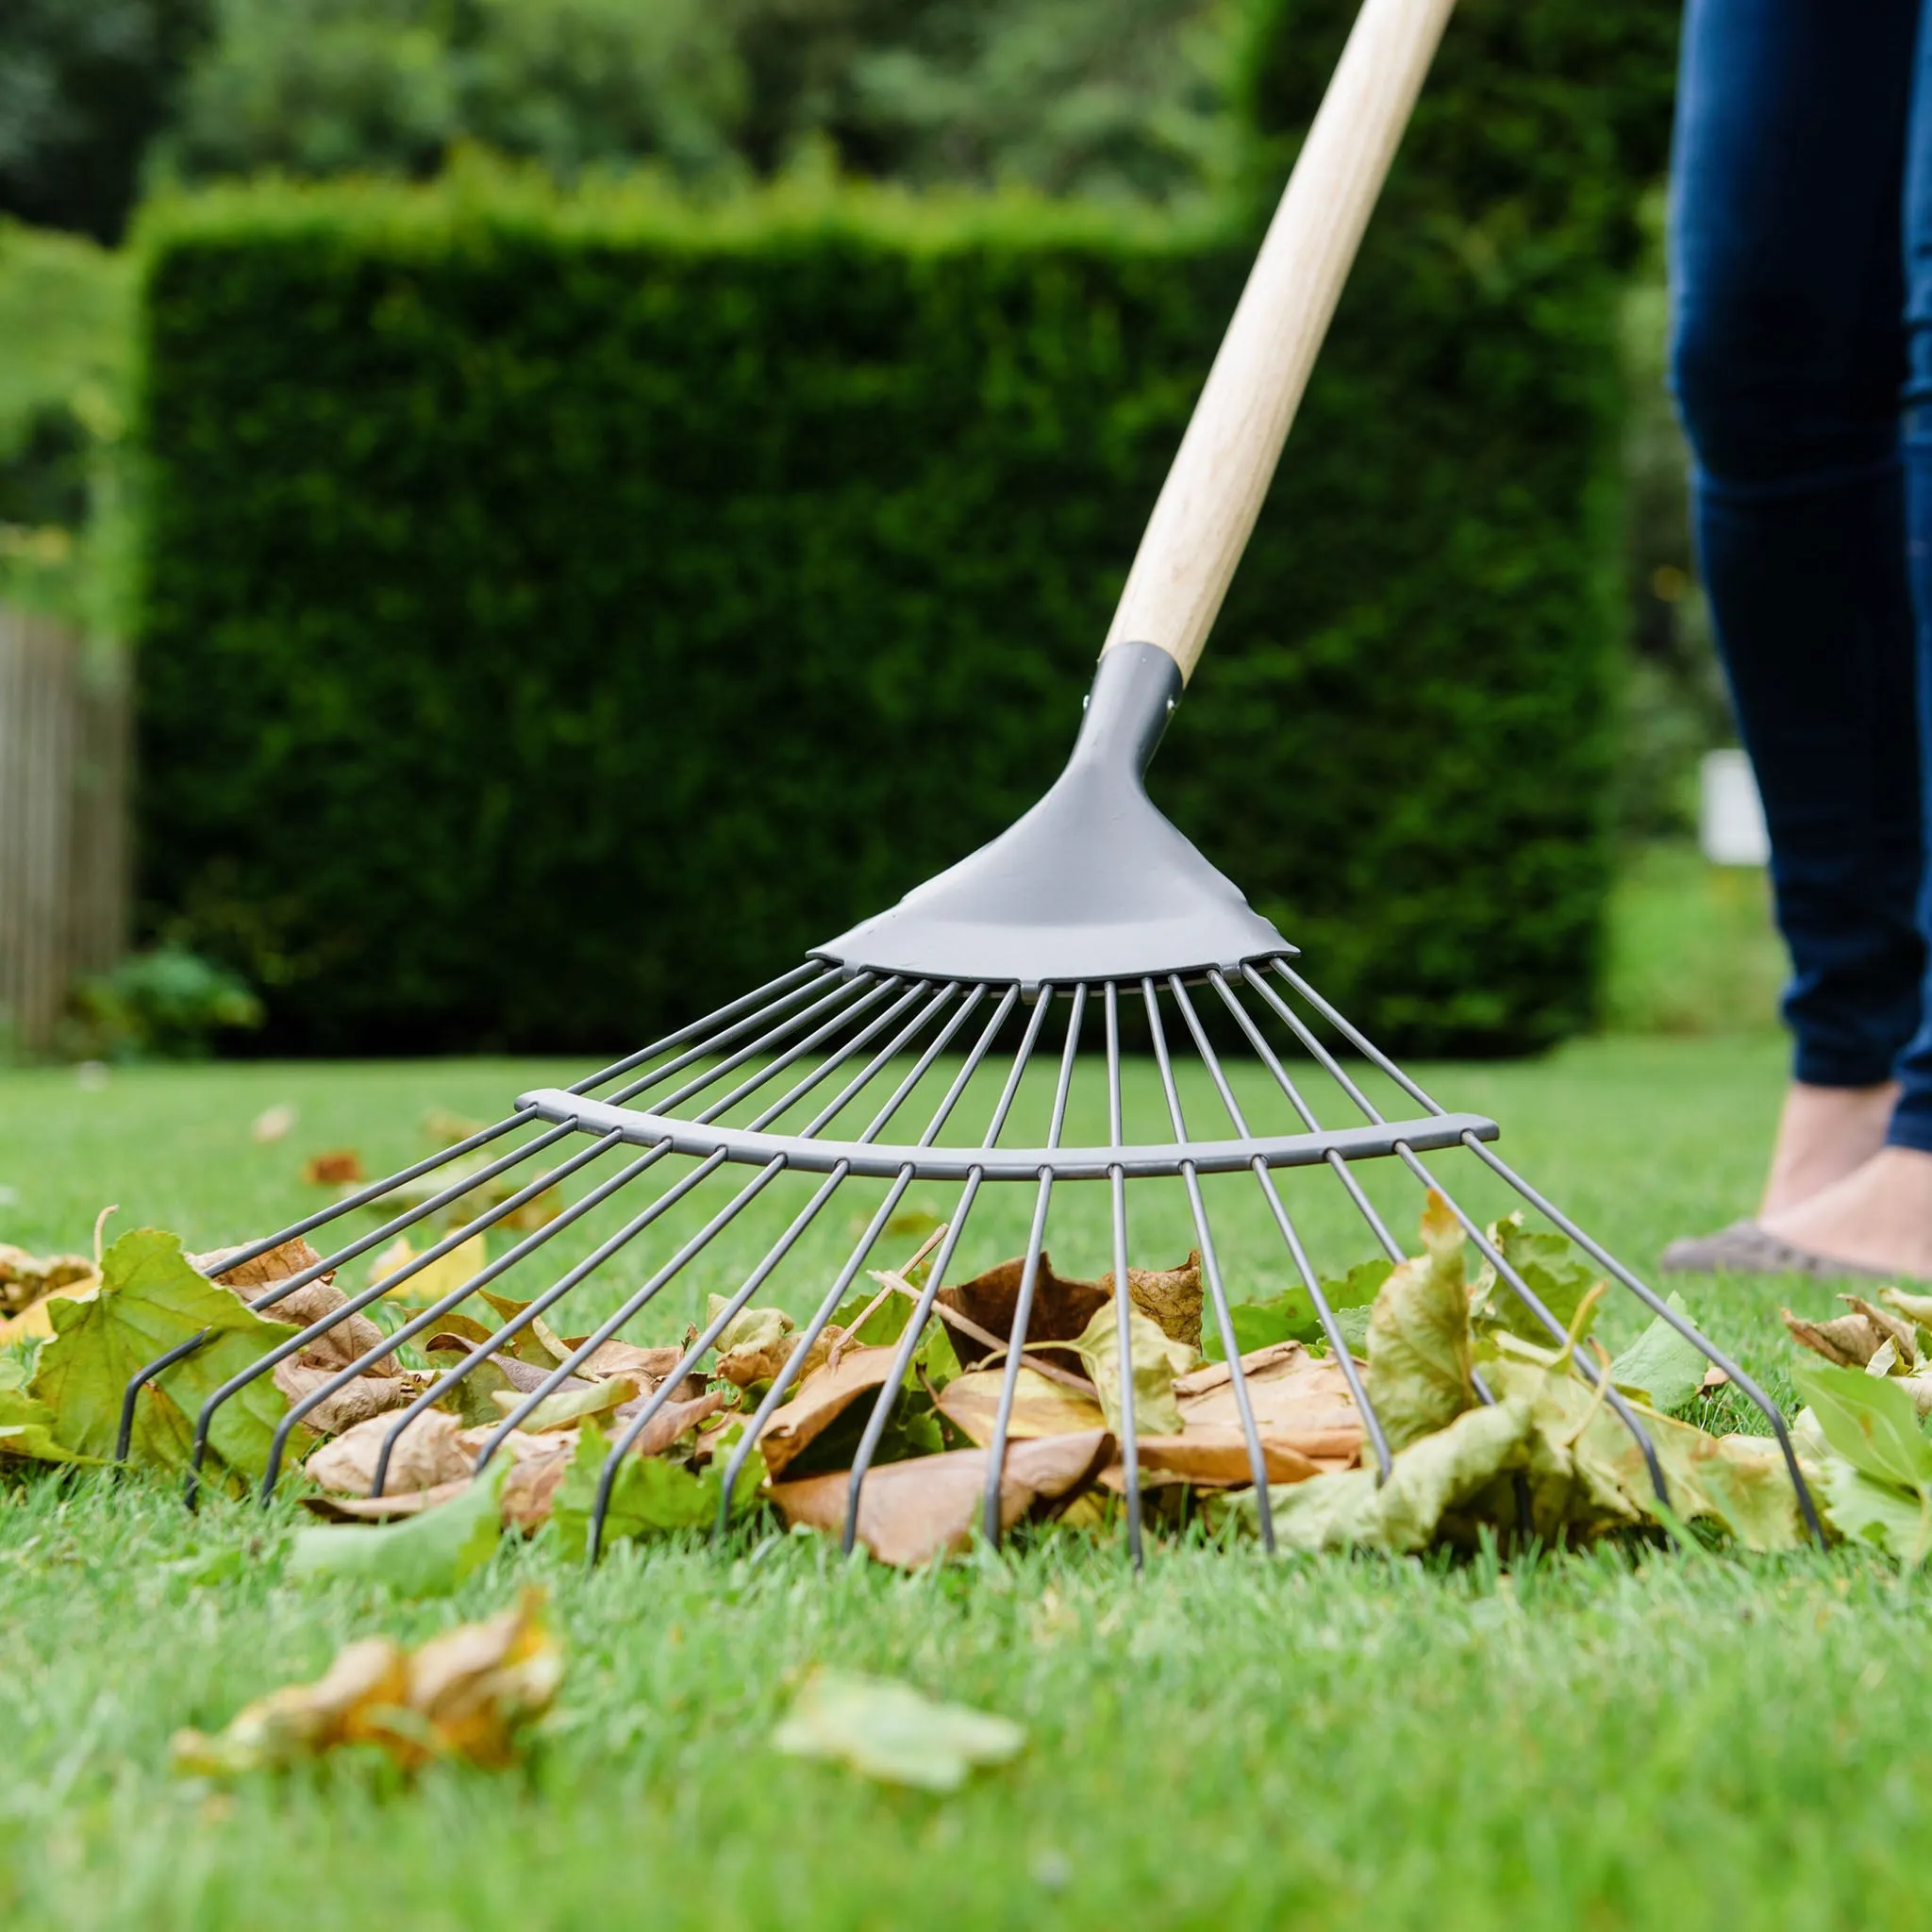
top-left (0, 1243), bottom-right (95, 1317)
top-left (501, 1447), bottom-right (574, 1531)
top-left (1172, 1340), bottom-right (1308, 1398)
top-left (1781, 1306), bottom-right (1887, 1369)
top-left (302, 1150), bottom-right (365, 1187)
top-left (936, 1250), bottom-right (1205, 1371)
top-left (937, 1367), bottom-right (1108, 1447)
top-left (938, 1253), bottom-right (1109, 1374)
top-left (711, 1300), bottom-right (796, 1388)
top-left (563, 1339), bottom-right (687, 1384)
top-left (757, 1346), bottom-right (900, 1478)
top-left (171, 1633), bottom-right (409, 1773)
top-left (796, 1324), bottom-right (848, 1382)
top-left (305, 1409), bottom-right (475, 1497)
top-left (195, 1238), bottom-right (397, 1379)
top-left (768, 1430), bottom-right (1113, 1568)
top-left (192, 1236), bottom-right (331, 1292)
top-left (1113, 1251), bottom-right (1204, 1350)
top-left (1175, 1341), bottom-right (1363, 1462)
top-left (1131, 1428), bottom-right (1324, 1486)
top-left (304, 1478), bottom-right (474, 1522)
top-left (274, 1362), bottom-right (420, 1436)
top-left (170, 1591), bottom-right (560, 1775)
top-left (611, 1388), bottom-right (730, 1458)
top-left (1840, 1295), bottom-right (1918, 1367)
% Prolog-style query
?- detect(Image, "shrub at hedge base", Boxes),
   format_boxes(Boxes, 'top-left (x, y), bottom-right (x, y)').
top-left (137, 0), bottom-right (1674, 1057)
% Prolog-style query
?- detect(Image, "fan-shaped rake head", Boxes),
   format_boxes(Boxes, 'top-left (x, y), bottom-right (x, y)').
top-left (115, 0), bottom-right (1824, 1553)
top-left (119, 944), bottom-right (1822, 1562)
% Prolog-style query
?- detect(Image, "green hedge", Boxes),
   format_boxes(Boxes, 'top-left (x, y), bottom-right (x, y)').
top-left (137, 0), bottom-right (1678, 1056)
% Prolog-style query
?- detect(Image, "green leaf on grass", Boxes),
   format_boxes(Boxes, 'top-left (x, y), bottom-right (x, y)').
top-left (1202, 1259), bottom-right (1391, 1362)
top-left (1790, 1359), bottom-right (1932, 1495)
top-left (772, 1670), bottom-right (1025, 1790)
top-left (549, 1419), bottom-right (765, 1560)
top-left (1471, 1213), bottom-right (1604, 1344)
top-left (1609, 1294), bottom-right (1709, 1413)
top-left (1363, 1193), bottom-right (1474, 1452)
top-left (287, 1458), bottom-right (507, 1597)
top-left (1215, 1397), bottom-right (1535, 1554)
top-left (0, 1388), bottom-right (100, 1464)
top-left (28, 1228), bottom-right (303, 1490)
top-left (1067, 1302), bottom-right (1189, 1437)
top-left (1820, 1454), bottom-right (1932, 1566)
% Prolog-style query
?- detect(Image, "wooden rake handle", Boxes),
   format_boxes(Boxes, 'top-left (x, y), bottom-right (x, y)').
top-left (1103, 0), bottom-right (1457, 682)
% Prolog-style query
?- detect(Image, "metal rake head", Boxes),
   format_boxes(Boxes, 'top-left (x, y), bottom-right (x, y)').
top-left (119, 938), bottom-right (1823, 1563)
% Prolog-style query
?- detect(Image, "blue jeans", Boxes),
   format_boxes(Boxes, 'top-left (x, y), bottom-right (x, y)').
top-left (1672, 0), bottom-right (1932, 1150)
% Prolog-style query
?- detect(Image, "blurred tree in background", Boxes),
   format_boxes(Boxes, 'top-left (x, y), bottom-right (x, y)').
top-left (132, 0), bottom-right (1224, 203)
top-left (0, 0), bottom-right (206, 241)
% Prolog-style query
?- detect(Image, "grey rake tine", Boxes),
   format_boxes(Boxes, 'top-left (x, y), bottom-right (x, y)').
top-left (271, 1138), bottom-right (701, 1498)
top-left (1235, 964), bottom-right (1407, 1261)
top-left (428, 968), bottom-right (904, 1463)
top-left (128, 972), bottom-right (842, 1448)
top-left (475, 984), bottom-right (957, 1461)
top-left (362, 981), bottom-right (955, 1490)
top-left (564, 989), bottom-right (981, 1499)
top-left (569, 961), bottom-right (832, 1098)
top-left (1272, 960), bottom-right (1447, 1117)
top-left (1191, 974), bottom-right (1393, 1483)
top-left (670, 975), bottom-right (905, 1125)
top-left (471, 1151), bottom-right (792, 1478)
top-left (841, 988), bottom-right (1057, 1554)
top-left (1392, 1143), bottom-right (1674, 1508)
top-left (1143, 977), bottom-right (1274, 1547)
top-left (187, 1125), bottom-right (632, 1502)
top-left (602, 966), bottom-right (889, 1120)
top-left (369, 1153), bottom-right (713, 1498)
top-left (1460, 1141), bottom-right (1824, 1541)
top-left (741, 981), bottom-right (951, 1134)
top-left (583, 982), bottom-right (977, 1485)
top-left (575, 985), bottom-right (992, 1556)
top-left (980, 983), bottom-right (1086, 1546)
top-left (122, 1115), bottom-right (586, 1467)
top-left (1256, 964), bottom-right (1674, 1507)
top-left (698, 985), bottom-right (1023, 1550)
top-left (1264, 962), bottom-right (1818, 1534)
top-left (1104, 983), bottom-right (1144, 1565)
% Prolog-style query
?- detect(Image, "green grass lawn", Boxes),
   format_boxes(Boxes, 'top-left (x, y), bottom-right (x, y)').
top-left (0, 1038), bottom-right (1925, 1931)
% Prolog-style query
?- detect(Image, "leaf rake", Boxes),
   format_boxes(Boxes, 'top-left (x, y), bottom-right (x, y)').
top-left (121, 0), bottom-right (1823, 1557)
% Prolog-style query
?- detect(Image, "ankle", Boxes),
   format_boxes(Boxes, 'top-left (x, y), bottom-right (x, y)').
top-left (1758, 1079), bottom-right (1900, 1217)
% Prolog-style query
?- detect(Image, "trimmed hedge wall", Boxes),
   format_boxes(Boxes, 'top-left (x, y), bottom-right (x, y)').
top-left (137, 0), bottom-right (1678, 1056)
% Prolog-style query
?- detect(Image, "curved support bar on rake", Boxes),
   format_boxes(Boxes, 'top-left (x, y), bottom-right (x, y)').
top-left (516, 1089), bottom-right (1498, 1181)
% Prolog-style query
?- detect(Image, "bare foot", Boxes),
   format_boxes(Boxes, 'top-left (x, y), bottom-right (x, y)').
top-left (1759, 1080), bottom-right (1900, 1217)
top-left (1760, 1144), bottom-right (1932, 1280)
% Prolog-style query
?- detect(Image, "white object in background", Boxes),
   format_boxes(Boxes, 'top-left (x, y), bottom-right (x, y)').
top-left (1700, 748), bottom-right (1770, 866)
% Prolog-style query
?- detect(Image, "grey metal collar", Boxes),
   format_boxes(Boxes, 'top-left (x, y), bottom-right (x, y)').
top-left (813, 642), bottom-right (1294, 988)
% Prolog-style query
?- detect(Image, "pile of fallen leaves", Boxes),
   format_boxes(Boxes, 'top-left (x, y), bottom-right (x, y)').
top-left (4, 1183), bottom-right (1926, 1566)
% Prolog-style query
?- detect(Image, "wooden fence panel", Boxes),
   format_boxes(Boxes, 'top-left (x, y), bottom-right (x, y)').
top-left (0, 607), bottom-right (130, 1053)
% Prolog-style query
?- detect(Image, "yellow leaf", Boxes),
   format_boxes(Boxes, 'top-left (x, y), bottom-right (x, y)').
top-left (375, 1233), bottom-right (489, 1306)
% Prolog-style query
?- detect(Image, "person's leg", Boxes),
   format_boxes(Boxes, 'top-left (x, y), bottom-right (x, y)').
top-left (1760, 0), bottom-right (1932, 1275)
top-left (1666, 0), bottom-right (1924, 1248)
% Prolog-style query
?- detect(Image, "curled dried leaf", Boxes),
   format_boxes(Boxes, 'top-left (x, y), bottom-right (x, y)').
top-left (305, 1409), bottom-right (475, 1498)
top-left (274, 1362), bottom-right (421, 1437)
top-left (769, 1431), bottom-right (1111, 1568)
top-left (0, 1243), bottom-right (95, 1318)
top-left (1782, 1307), bottom-right (1886, 1369)
top-left (170, 1590), bottom-right (559, 1775)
